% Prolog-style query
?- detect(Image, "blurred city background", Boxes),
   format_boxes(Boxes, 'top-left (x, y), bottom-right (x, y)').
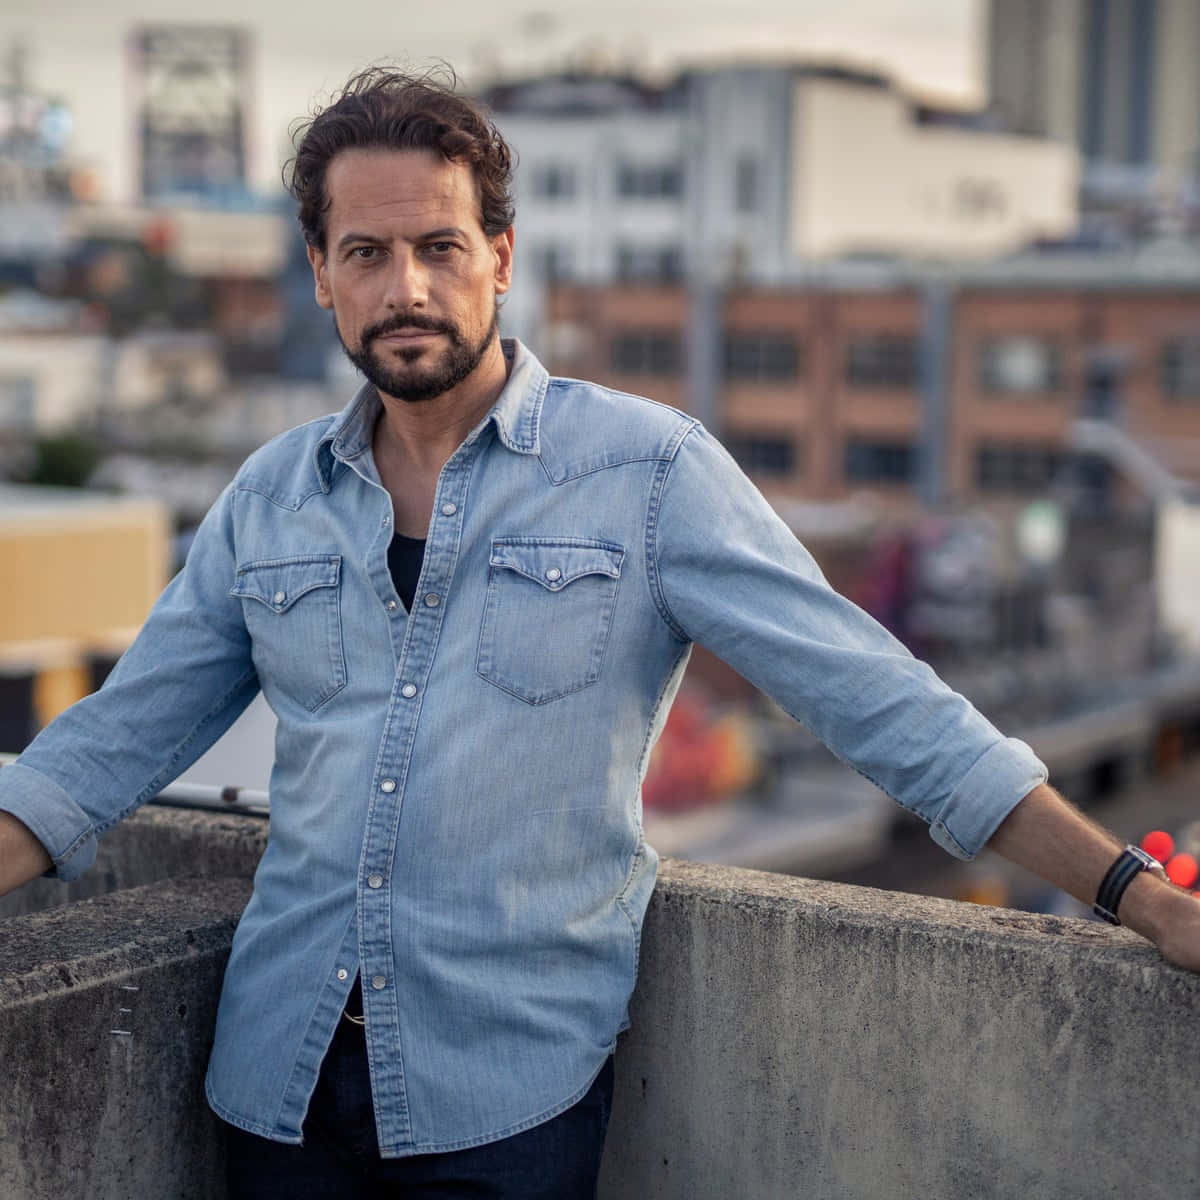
top-left (2, 0), bottom-right (1199, 915)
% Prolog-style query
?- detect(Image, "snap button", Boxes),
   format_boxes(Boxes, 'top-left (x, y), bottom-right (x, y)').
top-left (441, 502), bottom-right (457, 516)
top-left (273, 591), bottom-right (286, 604)
top-left (336, 968), bottom-right (348, 981)
top-left (545, 567), bottom-right (562, 582)
top-left (423, 593), bottom-right (441, 607)
top-left (371, 975), bottom-right (387, 990)
top-left (400, 683), bottom-right (417, 698)
top-left (380, 779), bottom-right (396, 793)
top-left (386, 600), bottom-right (398, 612)
top-left (367, 873), bottom-right (383, 889)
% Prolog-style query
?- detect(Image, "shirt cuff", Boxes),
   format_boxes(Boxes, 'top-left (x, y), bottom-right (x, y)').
top-left (928, 737), bottom-right (1048, 861)
top-left (0, 762), bottom-right (98, 882)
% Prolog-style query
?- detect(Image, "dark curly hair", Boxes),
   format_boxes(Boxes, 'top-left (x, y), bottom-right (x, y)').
top-left (285, 65), bottom-right (515, 251)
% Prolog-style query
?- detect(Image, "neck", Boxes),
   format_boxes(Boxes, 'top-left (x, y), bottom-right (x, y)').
top-left (375, 336), bottom-right (510, 473)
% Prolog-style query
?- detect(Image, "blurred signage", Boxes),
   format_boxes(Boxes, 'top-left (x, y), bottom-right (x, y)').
top-left (1156, 498), bottom-right (1200, 653)
top-left (132, 26), bottom-right (250, 201)
top-left (1016, 500), bottom-right (1066, 568)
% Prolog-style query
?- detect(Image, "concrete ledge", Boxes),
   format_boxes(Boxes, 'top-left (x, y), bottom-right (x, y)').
top-left (0, 876), bottom-right (251, 1199)
top-left (0, 806), bottom-right (266, 919)
top-left (602, 858), bottom-right (1200, 1199)
top-left (1, 809), bottom-right (1198, 1198)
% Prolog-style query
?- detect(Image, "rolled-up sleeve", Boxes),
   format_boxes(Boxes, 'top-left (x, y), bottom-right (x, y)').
top-left (649, 423), bottom-right (1046, 861)
top-left (0, 482), bottom-right (259, 880)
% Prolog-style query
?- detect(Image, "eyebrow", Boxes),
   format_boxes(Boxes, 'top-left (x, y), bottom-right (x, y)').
top-left (334, 226), bottom-right (469, 253)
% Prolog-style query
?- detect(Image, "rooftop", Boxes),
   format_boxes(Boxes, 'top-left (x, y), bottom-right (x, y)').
top-left (1, 799), bottom-right (1196, 1198)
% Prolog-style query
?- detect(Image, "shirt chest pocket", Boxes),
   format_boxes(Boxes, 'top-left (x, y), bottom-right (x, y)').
top-left (476, 537), bottom-right (624, 706)
top-left (230, 555), bottom-right (347, 713)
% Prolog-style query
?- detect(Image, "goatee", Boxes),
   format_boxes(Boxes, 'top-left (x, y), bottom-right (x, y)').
top-left (337, 308), bottom-right (499, 403)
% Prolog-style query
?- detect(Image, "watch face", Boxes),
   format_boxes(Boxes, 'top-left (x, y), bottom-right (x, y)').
top-left (1128, 846), bottom-right (1156, 870)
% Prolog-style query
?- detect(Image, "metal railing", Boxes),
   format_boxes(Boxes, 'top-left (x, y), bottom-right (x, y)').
top-left (0, 753), bottom-right (270, 816)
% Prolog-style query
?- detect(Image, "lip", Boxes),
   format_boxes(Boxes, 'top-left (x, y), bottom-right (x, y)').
top-left (376, 329), bottom-right (442, 343)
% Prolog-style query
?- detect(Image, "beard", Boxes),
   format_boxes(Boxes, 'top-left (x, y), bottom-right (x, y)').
top-left (337, 306), bottom-right (499, 403)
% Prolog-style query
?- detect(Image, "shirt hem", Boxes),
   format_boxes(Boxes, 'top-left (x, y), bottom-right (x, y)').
top-left (377, 1047), bottom-right (616, 1158)
top-left (206, 1080), bottom-right (303, 1145)
top-left (207, 1046), bottom-right (616, 1158)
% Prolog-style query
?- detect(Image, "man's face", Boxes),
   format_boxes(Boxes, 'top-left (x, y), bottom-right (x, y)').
top-left (307, 148), bottom-right (513, 403)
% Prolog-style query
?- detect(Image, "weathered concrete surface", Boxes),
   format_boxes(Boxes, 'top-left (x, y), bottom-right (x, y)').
top-left (2, 810), bottom-right (1199, 1199)
top-left (0, 877), bottom-right (251, 1200)
top-left (0, 806), bottom-right (267, 919)
top-left (599, 858), bottom-right (1200, 1200)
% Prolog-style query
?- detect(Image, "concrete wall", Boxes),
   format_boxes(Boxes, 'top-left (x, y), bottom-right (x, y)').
top-left (0, 876), bottom-right (251, 1199)
top-left (603, 859), bottom-right (1200, 1199)
top-left (1, 808), bottom-right (1197, 1198)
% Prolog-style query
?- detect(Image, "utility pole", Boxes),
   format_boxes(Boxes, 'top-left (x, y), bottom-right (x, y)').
top-left (918, 276), bottom-right (954, 509)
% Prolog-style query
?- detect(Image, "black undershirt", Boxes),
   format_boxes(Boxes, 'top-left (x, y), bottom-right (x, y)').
top-left (386, 532), bottom-right (427, 613)
top-left (345, 531), bottom-right (427, 1021)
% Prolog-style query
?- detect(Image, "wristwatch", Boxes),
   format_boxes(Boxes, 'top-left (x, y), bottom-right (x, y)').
top-left (1093, 844), bottom-right (1167, 925)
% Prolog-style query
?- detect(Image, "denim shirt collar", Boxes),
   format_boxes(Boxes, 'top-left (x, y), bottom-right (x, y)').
top-left (312, 338), bottom-right (547, 491)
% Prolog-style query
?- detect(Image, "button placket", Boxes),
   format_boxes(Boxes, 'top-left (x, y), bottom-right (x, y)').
top-left (360, 450), bottom-right (473, 1083)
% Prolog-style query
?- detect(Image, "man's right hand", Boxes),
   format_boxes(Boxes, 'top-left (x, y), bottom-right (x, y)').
top-left (0, 811), bottom-right (53, 897)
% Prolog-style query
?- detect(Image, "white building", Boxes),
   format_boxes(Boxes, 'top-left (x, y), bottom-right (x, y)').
top-left (0, 330), bottom-right (225, 435)
top-left (492, 64), bottom-right (1078, 347)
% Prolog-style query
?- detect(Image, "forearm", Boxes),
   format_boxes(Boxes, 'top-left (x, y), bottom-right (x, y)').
top-left (0, 811), bottom-right (52, 897)
top-left (988, 782), bottom-right (1200, 971)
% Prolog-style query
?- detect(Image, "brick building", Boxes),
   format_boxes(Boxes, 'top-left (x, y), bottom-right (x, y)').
top-left (543, 263), bottom-right (1200, 508)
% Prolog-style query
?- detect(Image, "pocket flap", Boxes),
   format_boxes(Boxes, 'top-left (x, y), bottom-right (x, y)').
top-left (489, 538), bottom-right (624, 592)
top-left (231, 555), bottom-right (341, 612)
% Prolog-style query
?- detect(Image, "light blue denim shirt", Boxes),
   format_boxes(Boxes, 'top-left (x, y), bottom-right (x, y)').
top-left (0, 340), bottom-right (1045, 1155)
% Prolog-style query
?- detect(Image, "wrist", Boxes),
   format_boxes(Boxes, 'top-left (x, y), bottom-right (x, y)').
top-left (1117, 867), bottom-right (1191, 944)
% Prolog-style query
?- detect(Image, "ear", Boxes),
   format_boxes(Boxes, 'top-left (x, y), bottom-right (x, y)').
top-left (307, 243), bottom-right (333, 310)
top-left (492, 227), bottom-right (514, 296)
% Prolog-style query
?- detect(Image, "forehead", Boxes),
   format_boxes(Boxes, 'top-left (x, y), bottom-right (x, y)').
top-left (322, 148), bottom-right (483, 236)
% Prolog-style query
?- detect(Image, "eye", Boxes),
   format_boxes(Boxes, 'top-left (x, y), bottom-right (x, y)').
top-left (351, 246), bottom-right (381, 261)
top-left (427, 241), bottom-right (456, 255)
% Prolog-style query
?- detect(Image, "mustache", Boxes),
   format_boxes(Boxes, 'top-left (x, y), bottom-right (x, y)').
top-left (362, 313), bottom-right (453, 343)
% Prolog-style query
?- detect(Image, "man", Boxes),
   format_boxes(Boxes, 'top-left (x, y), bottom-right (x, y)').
top-left (1, 67), bottom-right (1198, 1199)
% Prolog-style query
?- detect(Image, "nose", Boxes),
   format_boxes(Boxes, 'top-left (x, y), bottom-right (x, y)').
top-left (383, 250), bottom-right (428, 310)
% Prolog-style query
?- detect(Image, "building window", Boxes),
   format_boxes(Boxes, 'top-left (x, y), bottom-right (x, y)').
top-left (610, 331), bottom-right (682, 375)
top-left (0, 375), bottom-right (36, 431)
top-left (614, 244), bottom-right (683, 283)
top-left (735, 156), bottom-right (759, 213)
top-left (616, 161), bottom-right (683, 199)
top-left (723, 433), bottom-right (798, 476)
top-left (533, 244), bottom-right (572, 283)
top-left (530, 163), bottom-right (577, 200)
top-left (978, 337), bottom-right (1063, 394)
top-left (975, 443), bottom-right (1064, 492)
top-left (843, 438), bottom-right (916, 484)
top-left (844, 335), bottom-right (918, 388)
top-left (1161, 340), bottom-right (1200, 400)
top-left (723, 332), bottom-right (801, 382)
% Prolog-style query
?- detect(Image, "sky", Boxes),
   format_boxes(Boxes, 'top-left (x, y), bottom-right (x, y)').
top-left (3, 0), bottom-right (983, 100)
top-left (1, 0), bottom-right (984, 202)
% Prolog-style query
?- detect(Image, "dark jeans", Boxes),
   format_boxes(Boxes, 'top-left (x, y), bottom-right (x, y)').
top-left (224, 1007), bottom-right (614, 1199)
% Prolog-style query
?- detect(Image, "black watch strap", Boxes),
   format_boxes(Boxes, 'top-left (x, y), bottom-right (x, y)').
top-left (1093, 845), bottom-right (1165, 925)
